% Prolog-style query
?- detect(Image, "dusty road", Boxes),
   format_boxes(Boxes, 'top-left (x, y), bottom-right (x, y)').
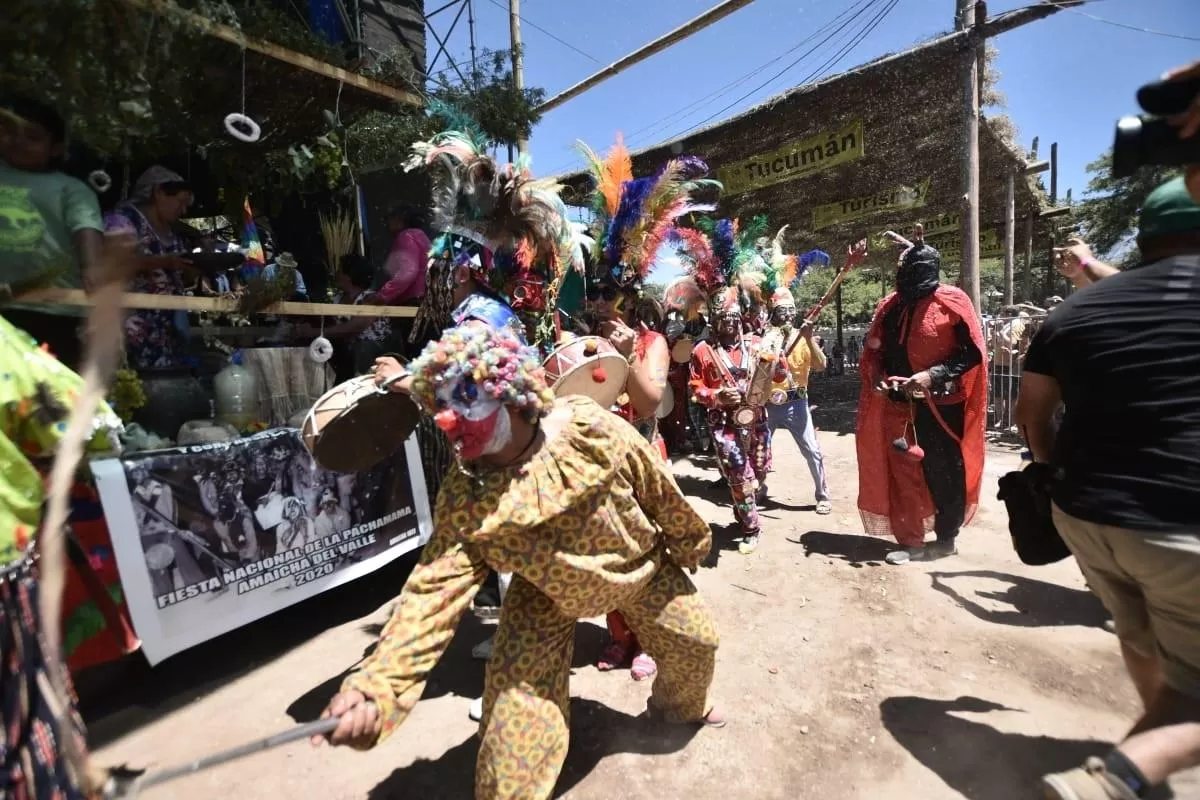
top-left (83, 399), bottom-right (1199, 798)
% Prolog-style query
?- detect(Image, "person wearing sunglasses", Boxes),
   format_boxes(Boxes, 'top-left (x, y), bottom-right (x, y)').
top-left (576, 137), bottom-right (712, 682)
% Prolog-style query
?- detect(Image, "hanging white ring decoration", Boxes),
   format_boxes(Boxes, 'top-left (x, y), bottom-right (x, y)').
top-left (308, 336), bottom-right (333, 364)
top-left (87, 169), bottom-right (113, 194)
top-left (224, 112), bottom-right (261, 144)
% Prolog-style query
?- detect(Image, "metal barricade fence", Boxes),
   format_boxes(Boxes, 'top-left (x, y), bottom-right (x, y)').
top-left (983, 314), bottom-right (1044, 432)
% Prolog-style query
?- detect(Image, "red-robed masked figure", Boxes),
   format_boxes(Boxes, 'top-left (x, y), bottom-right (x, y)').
top-left (856, 235), bottom-right (987, 565)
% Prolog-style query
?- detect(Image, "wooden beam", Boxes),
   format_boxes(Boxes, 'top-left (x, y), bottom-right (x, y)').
top-left (1023, 159), bottom-right (1050, 175)
top-left (120, 0), bottom-right (423, 108)
top-left (11, 289), bottom-right (417, 318)
top-left (536, 0), bottom-right (760, 114)
top-left (1039, 206), bottom-right (1072, 219)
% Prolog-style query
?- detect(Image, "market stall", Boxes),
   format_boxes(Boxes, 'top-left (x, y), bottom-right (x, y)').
top-left (18, 288), bottom-right (430, 671)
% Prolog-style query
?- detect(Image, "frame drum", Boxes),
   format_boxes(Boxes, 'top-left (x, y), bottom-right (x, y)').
top-left (542, 336), bottom-right (629, 408)
top-left (670, 336), bottom-right (695, 364)
top-left (301, 375), bottom-right (420, 473)
top-left (656, 382), bottom-right (675, 419)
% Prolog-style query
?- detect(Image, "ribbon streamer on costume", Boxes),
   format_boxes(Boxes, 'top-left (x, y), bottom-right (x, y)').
top-left (34, 234), bottom-right (137, 794)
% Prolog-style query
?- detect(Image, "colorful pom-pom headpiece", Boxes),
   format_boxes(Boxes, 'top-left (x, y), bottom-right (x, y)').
top-left (409, 325), bottom-right (556, 423)
top-left (577, 134), bottom-right (718, 292)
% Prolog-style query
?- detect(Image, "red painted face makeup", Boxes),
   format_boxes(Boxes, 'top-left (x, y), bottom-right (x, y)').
top-left (435, 377), bottom-right (513, 461)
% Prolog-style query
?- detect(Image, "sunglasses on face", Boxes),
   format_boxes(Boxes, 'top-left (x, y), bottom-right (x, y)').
top-left (586, 286), bottom-right (619, 302)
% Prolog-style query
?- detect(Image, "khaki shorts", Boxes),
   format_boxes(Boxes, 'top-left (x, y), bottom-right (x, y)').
top-left (1052, 503), bottom-right (1200, 699)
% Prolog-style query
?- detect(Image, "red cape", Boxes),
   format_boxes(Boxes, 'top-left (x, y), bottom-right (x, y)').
top-left (855, 286), bottom-right (988, 544)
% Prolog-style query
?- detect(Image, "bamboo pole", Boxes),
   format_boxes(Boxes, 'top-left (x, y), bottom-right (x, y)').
top-left (11, 289), bottom-right (417, 318)
top-left (535, 0), bottom-right (760, 115)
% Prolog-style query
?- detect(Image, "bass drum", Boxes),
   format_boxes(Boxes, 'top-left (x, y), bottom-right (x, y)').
top-left (655, 382), bottom-right (675, 420)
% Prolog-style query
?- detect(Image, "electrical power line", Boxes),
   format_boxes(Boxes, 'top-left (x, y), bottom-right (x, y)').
top-left (621, 0), bottom-right (881, 149)
top-left (1066, 7), bottom-right (1200, 41)
top-left (482, 0), bottom-right (606, 65)
top-left (667, 0), bottom-right (893, 142)
top-left (543, 0), bottom-right (885, 175)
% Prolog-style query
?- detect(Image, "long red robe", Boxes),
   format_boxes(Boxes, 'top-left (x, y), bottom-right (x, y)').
top-left (855, 286), bottom-right (987, 546)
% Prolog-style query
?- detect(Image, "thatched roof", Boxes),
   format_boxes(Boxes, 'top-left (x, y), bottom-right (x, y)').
top-left (553, 30), bottom-right (1052, 260)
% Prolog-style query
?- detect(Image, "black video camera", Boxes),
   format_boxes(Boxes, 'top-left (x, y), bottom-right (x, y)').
top-left (1112, 72), bottom-right (1200, 178)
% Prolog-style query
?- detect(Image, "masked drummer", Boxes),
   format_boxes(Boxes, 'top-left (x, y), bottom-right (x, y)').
top-left (314, 325), bottom-right (723, 800)
top-left (689, 286), bottom-right (787, 555)
top-left (370, 121), bottom-right (582, 725)
top-left (762, 287), bottom-right (832, 514)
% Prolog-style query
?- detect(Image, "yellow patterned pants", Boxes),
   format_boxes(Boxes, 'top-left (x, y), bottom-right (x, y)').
top-left (475, 562), bottom-right (719, 799)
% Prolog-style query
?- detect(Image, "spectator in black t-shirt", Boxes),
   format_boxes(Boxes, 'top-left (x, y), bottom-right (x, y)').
top-left (1017, 176), bottom-right (1200, 799)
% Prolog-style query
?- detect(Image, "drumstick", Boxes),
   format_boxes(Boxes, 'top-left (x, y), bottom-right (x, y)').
top-left (103, 717), bottom-right (345, 798)
top-left (784, 266), bottom-right (852, 358)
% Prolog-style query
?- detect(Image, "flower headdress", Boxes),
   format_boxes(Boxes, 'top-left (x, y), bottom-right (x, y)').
top-left (576, 134), bottom-right (718, 291)
top-left (409, 325), bottom-right (556, 424)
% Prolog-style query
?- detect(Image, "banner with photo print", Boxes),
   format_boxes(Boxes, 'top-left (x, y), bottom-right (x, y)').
top-left (92, 428), bottom-right (433, 664)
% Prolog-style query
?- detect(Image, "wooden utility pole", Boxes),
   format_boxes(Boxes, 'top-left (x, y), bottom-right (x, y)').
top-left (958, 0), bottom-right (985, 314)
top-left (1043, 142), bottom-right (1059, 299)
top-left (1003, 169), bottom-right (1015, 305)
top-left (536, 0), bottom-right (759, 114)
top-left (1022, 211), bottom-right (1034, 302)
top-left (835, 284), bottom-right (844, 349)
top-left (509, 0), bottom-right (527, 156)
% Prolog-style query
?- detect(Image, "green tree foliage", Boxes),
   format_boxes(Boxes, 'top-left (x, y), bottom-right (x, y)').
top-left (1072, 149), bottom-right (1181, 264)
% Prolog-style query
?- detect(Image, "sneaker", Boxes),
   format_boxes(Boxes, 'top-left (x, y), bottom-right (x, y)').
top-left (738, 534), bottom-right (760, 555)
top-left (469, 696), bottom-right (484, 722)
top-left (1042, 757), bottom-right (1139, 799)
top-left (885, 548), bottom-right (923, 565)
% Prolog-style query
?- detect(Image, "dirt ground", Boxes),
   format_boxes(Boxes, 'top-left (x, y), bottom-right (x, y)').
top-left (83, 398), bottom-right (1200, 799)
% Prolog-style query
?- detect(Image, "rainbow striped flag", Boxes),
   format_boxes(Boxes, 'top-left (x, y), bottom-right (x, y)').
top-left (241, 197), bottom-right (265, 269)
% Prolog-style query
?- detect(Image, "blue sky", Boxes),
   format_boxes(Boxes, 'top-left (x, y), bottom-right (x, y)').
top-left (429, 0), bottom-right (1197, 280)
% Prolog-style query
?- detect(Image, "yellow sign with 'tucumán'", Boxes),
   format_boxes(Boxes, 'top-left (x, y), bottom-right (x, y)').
top-left (813, 177), bottom-right (933, 231)
top-left (714, 120), bottom-right (864, 197)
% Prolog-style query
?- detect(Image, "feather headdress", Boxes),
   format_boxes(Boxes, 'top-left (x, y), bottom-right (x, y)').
top-left (577, 134), bottom-right (718, 289)
top-left (679, 215), bottom-right (778, 315)
top-left (405, 126), bottom-right (584, 289)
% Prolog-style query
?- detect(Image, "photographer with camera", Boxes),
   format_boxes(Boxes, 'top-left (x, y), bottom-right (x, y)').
top-left (1015, 60), bottom-right (1200, 800)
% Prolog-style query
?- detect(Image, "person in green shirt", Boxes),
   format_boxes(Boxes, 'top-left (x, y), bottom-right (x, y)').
top-left (0, 96), bottom-right (106, 368)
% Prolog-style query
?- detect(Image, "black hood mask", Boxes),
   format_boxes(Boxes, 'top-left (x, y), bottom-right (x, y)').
top-left (896, 243), bottom-right (942, 304)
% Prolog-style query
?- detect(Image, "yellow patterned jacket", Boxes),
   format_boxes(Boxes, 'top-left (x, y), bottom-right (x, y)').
top-left (342, 394), bottom-right (711, 741)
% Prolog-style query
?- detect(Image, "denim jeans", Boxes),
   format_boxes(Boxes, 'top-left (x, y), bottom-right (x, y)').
top-left (765, 397), bottom-right (830, 502)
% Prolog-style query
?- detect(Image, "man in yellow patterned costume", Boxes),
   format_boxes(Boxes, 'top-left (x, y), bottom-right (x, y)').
top-left (314, 325), bottom-right (723, 799)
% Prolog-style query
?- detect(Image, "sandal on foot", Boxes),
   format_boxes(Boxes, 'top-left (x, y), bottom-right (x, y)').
top-left (815, 500), bottom-right (832, 515)
top-left (597, 640), bottom-right (633, 671)
top-left (631, 652), bottom-right (657, 681)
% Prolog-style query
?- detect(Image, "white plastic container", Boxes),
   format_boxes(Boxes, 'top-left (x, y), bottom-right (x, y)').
top-left (213, 351), bottom-right (260, 430)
